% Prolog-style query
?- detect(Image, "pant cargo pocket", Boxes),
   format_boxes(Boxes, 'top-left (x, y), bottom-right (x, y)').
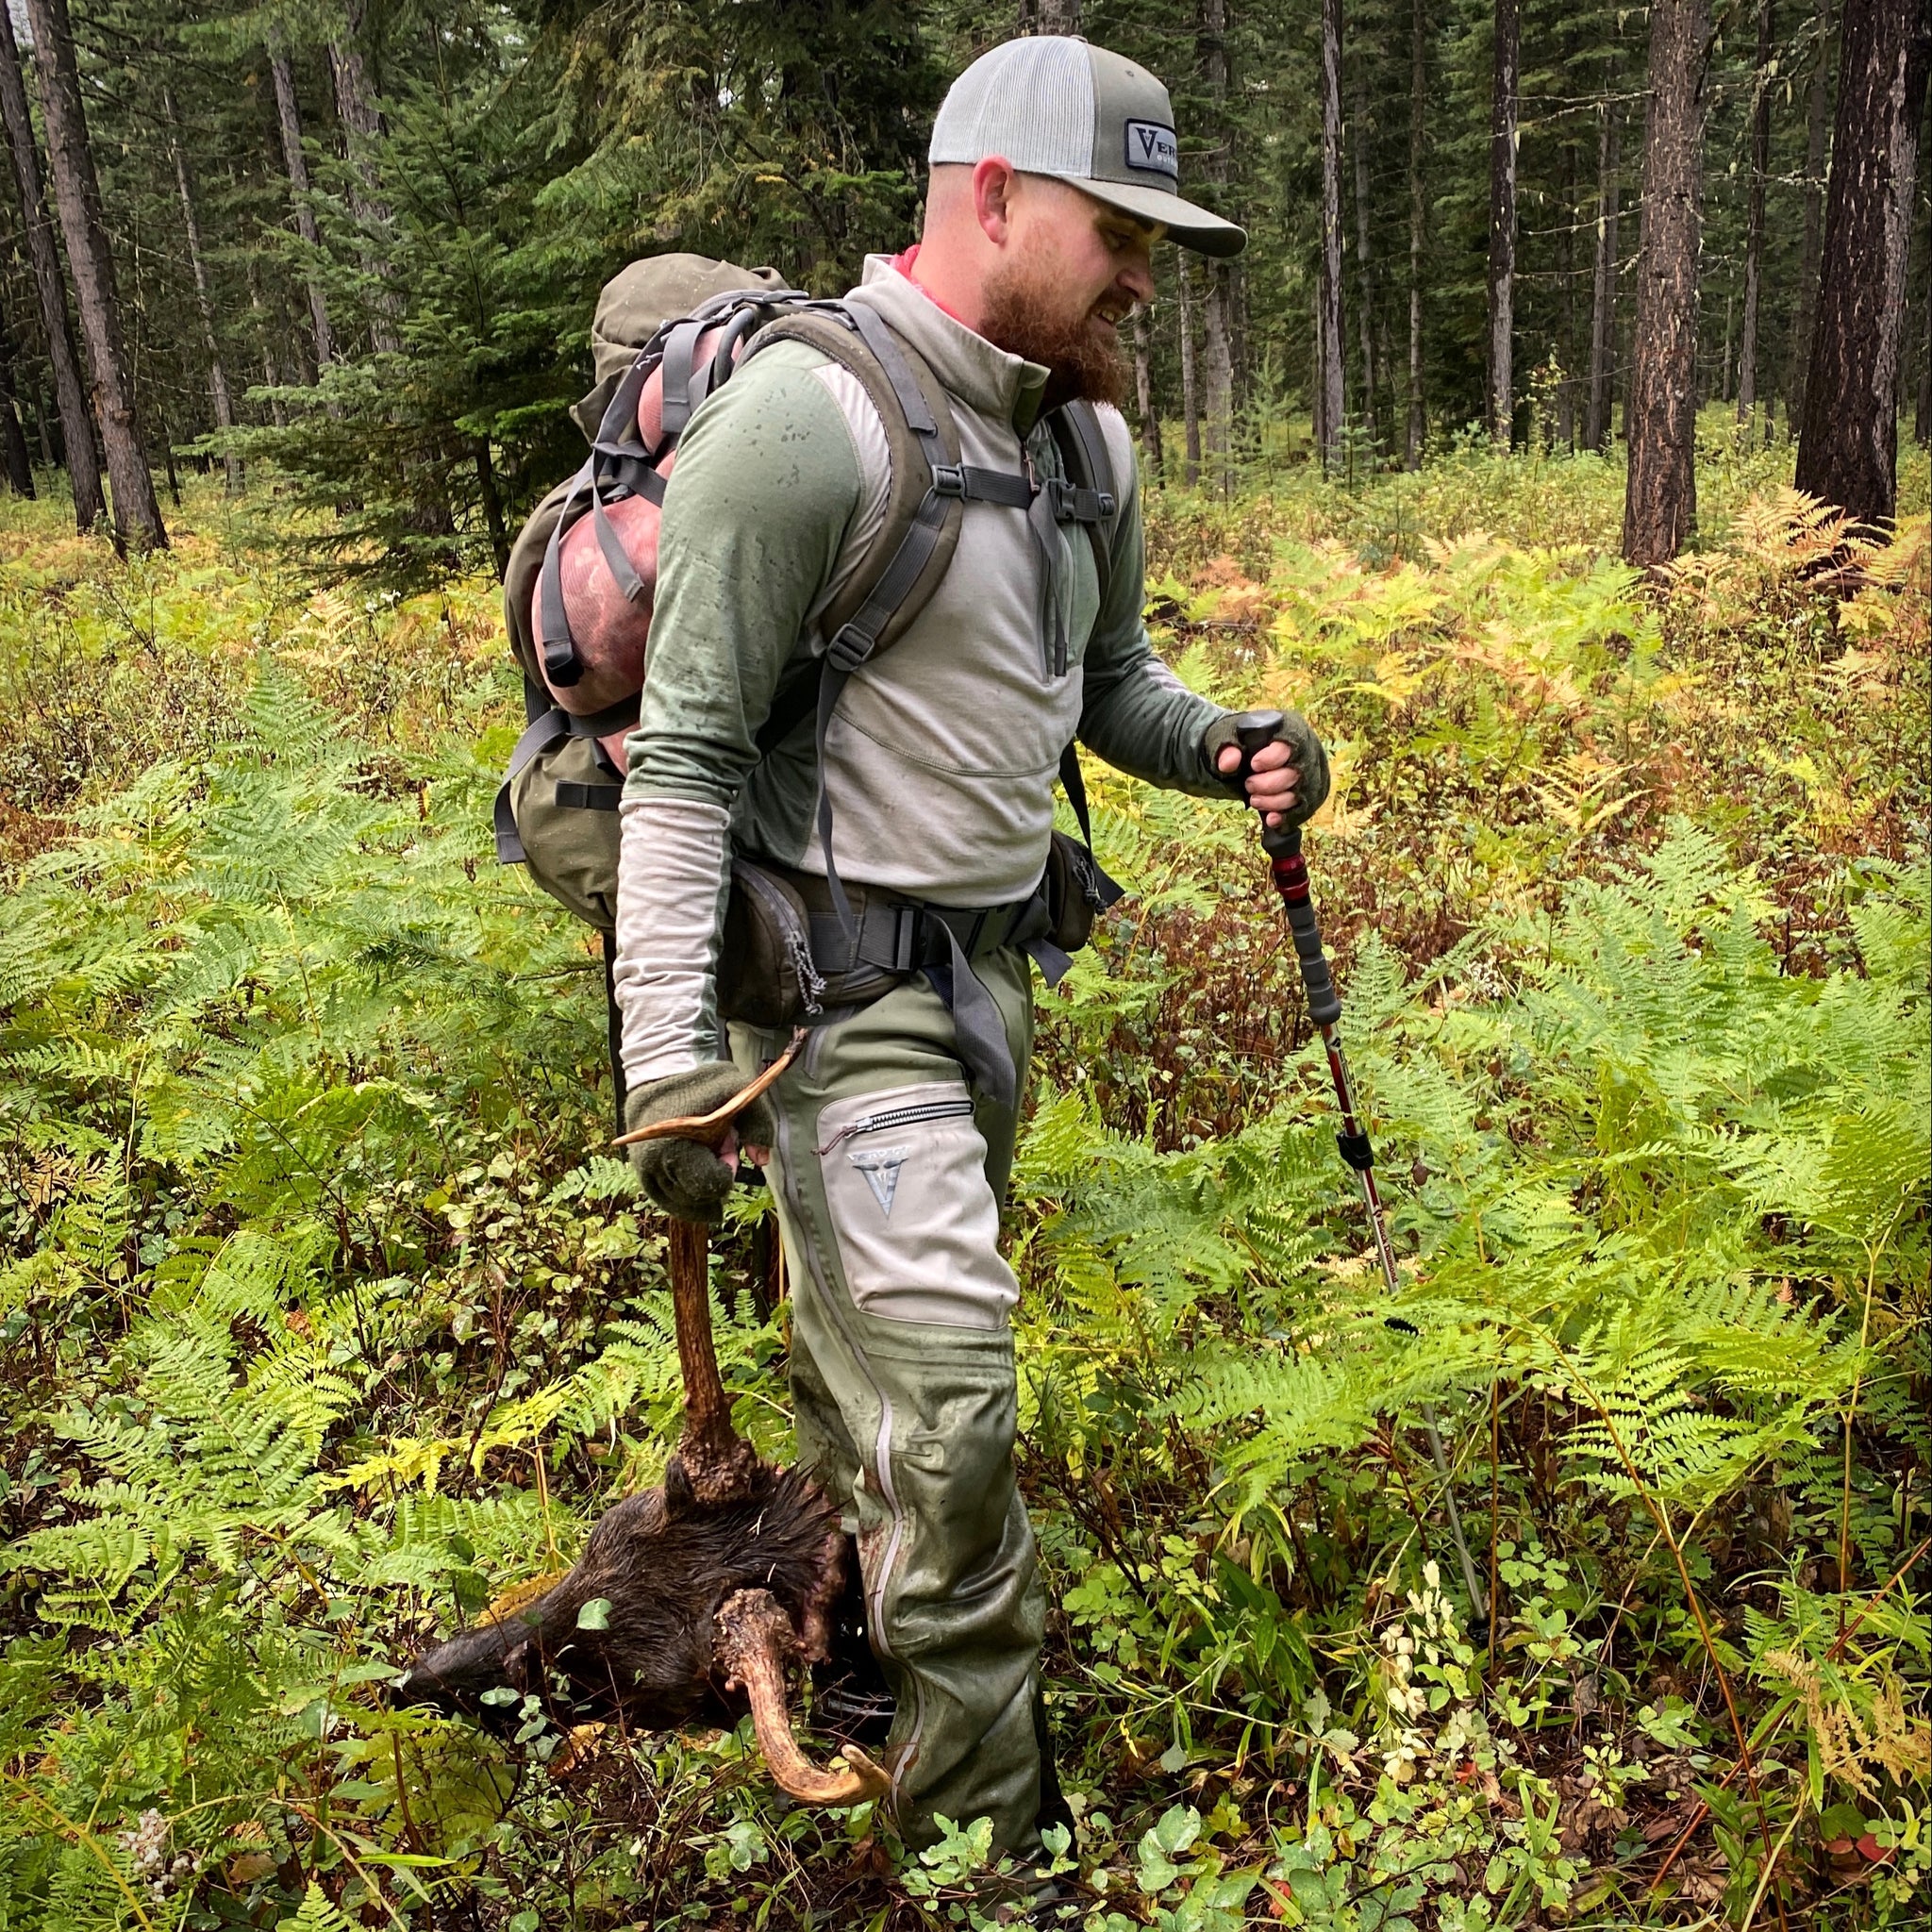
top-left (814, 1080), bottom-right (1018, 1331)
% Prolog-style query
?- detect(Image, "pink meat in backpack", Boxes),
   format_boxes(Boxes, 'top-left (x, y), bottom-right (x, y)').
top-left (533, 321), bottom-right (738, 766)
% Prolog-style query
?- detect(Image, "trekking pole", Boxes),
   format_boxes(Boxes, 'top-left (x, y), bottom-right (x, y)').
top-left (1231, 712), bottom-right (1488, 1622)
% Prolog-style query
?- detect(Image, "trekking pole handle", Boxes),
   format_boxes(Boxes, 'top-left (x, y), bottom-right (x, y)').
top-left (1229, 709), bottom-right (1341, 1028)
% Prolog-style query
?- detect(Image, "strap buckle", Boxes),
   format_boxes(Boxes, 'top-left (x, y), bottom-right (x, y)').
top-left (889, 904), bottom-right (920, 973)
top-left (541, 636), bottom-right (584, 687)
top-left (825, 624), bottom-right (877, 674)
top-left (930, 463), bottom-right (967, 498)
top-left (1045, 477), bottom-right (1117, 524)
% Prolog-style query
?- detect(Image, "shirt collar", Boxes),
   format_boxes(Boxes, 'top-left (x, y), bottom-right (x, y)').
top-left (847, 251), bottom-right (1050, 435)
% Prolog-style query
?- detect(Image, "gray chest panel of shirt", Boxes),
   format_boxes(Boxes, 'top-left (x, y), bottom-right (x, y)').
top-left (737, 379), bottom-right (1102, 908)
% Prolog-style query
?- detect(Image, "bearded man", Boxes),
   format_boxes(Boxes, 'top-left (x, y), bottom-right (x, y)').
top-left (613, 37), bottom-right (1327, 1865)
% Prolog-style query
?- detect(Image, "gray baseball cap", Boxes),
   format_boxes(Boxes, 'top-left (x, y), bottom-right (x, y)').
top-left (929, 36), bottom-right (1246, 258)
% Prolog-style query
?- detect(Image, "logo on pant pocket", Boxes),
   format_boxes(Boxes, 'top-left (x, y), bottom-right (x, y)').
top-left (848, 1143), bottom-right (910, 1218)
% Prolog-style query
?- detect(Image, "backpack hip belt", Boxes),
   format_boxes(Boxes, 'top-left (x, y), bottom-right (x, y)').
top-left (720, 831), bottom-right (1122, 1112)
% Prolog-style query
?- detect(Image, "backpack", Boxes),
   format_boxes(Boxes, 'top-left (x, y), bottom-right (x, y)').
top-left (492, 252), bottom-right (1122, 933)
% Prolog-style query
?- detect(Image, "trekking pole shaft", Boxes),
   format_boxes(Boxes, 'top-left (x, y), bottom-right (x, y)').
top-left (1232, 715), bottom-right (1401, 1295)
top-left (1232, 712), bottom-right (1489, 1619)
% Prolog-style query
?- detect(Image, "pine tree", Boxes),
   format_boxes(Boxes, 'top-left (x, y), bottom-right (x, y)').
top-left (0, 0), bottom-right (100, 530)
top-left (23, 0), bottom-right (167, 549)
top-left (1623, 0), bottom-right (1707, 566)
top-left (1793, 0), bottom-right (1930, 525)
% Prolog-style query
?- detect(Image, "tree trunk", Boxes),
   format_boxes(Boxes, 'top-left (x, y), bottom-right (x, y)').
top-left (245, 255), bottom-right (289, 428)
top-left (1311, 287), bottom-right (1324, 457)
top-left (269, 42), bottom-right (336, 371)
top-left (1177, 250), bottom-right (1201, 485)
top-left (1789, 0), bottom-right (1836, 433)
top-left (0, 0), bottom-right (100, 531)
top-left (1585, 67), bottom-right (1623, 450)
top-left (1407, 0), bottom-right (1428, 467)
top-left (1559, 117), bottom-right (1580, 446)
top-left (1919, 239), bottom-right (1932, 444)
top-left (1134, 306), bottom-right (1164, 479)
top-left (1017, 0), bottom-right (1082, 28)
top-left (164, 87), bottom-right (241, 495)
top-left (1352, 66), bottom-right (1379, 458)
top-left (1319, 0), bottom-right (1347, 472)
top-left (23, 0), bottom-right (165, 550)
top-left (1720, 287), bottom-right (1734, 401)
top-left (1198, 0), bottom-right (1234, 491)
top-left (475, 439), bottom-right (508, 578)
top-left (1486, 0), bottom-right (1521, 446)
top-left (329, 3), bottom-right (403, 356)
top-left (1737, 0), bottom-right (1776, 430)
top-left (1622, 0), bottom-right (1708, 567)
top-left (0, 304), bottom-right (35, 494)
top-left (1202, 267), bottom-right (1234, 490)
top-left (1795, 0), bottom-right (1930, 525)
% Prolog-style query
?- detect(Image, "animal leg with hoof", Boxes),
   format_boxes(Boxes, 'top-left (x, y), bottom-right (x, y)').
top-left (714, 1589), bottom-right (891, 1807)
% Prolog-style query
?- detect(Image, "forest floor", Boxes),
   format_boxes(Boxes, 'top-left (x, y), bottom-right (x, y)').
top-left (1, 425), bottom-right (1927, 1932)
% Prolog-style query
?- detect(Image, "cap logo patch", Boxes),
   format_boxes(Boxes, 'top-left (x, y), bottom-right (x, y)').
top-left (1124, 120), bottom-right (1179, 181)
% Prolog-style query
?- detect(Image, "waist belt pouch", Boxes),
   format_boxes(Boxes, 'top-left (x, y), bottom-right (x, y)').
top-left (718, 858), bottom-right (825, 1027)
top-left (1042, 828), bottom-right (1124, 956)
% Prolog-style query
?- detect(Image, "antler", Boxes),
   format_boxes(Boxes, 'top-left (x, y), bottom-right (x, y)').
top-left (617, 1034), bottom-right (808, 1508)
top-left (611, 1030), bottom-right (808, 1148)
top-left (714, 1589), bottom-right (891, 1807)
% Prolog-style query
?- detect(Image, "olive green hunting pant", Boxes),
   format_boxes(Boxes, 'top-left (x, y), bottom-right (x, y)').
top-left (729, 948), bottom-right (1044, 1857)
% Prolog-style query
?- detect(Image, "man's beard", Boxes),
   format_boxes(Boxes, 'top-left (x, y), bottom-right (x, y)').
top-left (978, 257), bottom-right (1129, 412)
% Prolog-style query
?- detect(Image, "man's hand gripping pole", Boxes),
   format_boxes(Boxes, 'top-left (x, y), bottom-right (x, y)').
top-left (1231, 712), bottom-right (1488, 1621)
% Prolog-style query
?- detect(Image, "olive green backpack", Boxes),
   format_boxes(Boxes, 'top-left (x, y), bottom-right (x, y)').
top-left (493, 252), bottom-right (1124, 937)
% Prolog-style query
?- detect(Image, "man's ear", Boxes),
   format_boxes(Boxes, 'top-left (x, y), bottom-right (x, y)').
top-left (972, 156), bottom-right (1019, 247)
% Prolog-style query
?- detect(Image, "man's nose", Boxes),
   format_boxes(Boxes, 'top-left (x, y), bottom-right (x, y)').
top-left (1118, 257), bottom-right (1155, 307)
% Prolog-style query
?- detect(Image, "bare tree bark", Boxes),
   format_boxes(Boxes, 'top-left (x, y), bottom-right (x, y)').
top-left (164, 87), bottom-right (240, 495)
top-left (1795, 0), bottom-right (1930, 525)
top-left (1407, 0), bottom-right (1427, 467)
top-left (329, 2), bottom-right (403, 356)
top-left (1585, 65), bottom-right (1623, 450)
top-left (269, 42), bottom-right (336, 371)
top-left (1789, 0), bottom-right (1837, 432)
top-left (1486, 0), bottom-right (1521, 445)
top-left (23, 0), bottom-right (166, 550)
top-left (1017, 0), bottom-right (1082, 27)
top-left (0, 0), bottom-right (99, 530)
top-left (1177, 249), bottom-right (1201, 486)
top-left (1623, 0), bottom-right (1708, 567)
top-left (1319, 0), bottom-right (1347, 471)
top-left (1133, 306), bottom-right (1164, 480)
top-left (1352, 65), bottom-right (1379, 458)
top-left (0, 301), bottom-right (35, 494)
top-left (1737, 0), bottom-right (1776, 432)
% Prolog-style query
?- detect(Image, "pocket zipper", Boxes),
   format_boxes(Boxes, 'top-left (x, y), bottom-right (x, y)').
top-left (815, 1096), bottom-right (974, 1157)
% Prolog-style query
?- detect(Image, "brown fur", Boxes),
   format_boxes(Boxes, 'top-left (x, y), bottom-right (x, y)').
top-left (392, 1457), bottom-right (846, 1734)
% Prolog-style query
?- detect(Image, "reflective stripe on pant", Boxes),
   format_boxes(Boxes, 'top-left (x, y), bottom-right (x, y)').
top-left (730, 948), bottom-right (1043, 1856)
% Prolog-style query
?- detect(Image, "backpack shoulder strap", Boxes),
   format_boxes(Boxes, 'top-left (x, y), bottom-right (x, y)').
top-left (744, 305), bottom-right (968, 668)
top-left (1047, 400), bottom-right (1122, 609)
